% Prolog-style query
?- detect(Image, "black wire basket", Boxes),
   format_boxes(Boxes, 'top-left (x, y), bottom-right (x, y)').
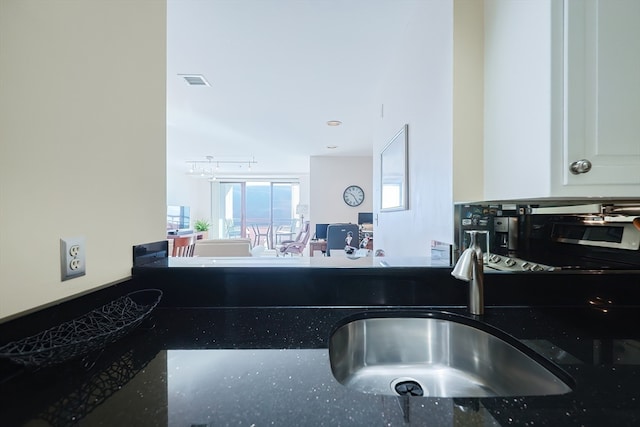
top-left (0, 289), bottom-right (162, 368)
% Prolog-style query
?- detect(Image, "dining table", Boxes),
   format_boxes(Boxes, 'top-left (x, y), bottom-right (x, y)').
top-left (250, 223), bottom-right (272, 248)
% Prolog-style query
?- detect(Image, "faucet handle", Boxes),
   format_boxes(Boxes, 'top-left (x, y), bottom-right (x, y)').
top-left (464, 229), bottom-right (490, 261)
top-left (451, 248), bottom-right (474, 281)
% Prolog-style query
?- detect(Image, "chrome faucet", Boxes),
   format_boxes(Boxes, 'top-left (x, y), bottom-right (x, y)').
top-left (451, 230), bottom-right (486, 315)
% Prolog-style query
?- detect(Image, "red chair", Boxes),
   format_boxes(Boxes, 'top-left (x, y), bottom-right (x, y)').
top-left (278, 221), bottom-right (311, 256)
top-left (171, 235), bottom-right (197, 257)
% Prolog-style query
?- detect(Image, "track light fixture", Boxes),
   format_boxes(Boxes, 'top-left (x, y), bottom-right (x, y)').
top-left (185, 155), bottom-right (258, 179)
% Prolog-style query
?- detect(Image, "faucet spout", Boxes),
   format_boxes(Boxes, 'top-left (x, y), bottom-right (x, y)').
top-left (451, 231), bottom-right (485, 315)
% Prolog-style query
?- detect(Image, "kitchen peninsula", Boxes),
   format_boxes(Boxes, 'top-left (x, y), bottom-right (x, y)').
top-left (1, 257), bottom-right (640, 425)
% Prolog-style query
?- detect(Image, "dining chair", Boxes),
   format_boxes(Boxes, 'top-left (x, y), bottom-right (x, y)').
top-left (171, 235), bottom-right (197, 257)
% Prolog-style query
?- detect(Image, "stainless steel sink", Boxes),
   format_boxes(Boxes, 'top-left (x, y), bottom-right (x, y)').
top-left (329, 311), bottom-right (574, 398)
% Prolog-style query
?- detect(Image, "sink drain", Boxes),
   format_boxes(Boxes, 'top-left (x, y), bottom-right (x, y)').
top-left (393, 380), bottom-right (424, 397)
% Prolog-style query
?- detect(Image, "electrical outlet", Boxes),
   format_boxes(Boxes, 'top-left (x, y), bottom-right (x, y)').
top-left (69, 258), bottom-right (82, 270)
top-left (69, 245), bottom-right (81, 257)
top-left (61, 236), bottom-right (85, 281)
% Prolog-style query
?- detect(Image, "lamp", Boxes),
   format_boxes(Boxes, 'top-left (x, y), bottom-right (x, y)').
top-left (295, 204), bottom-right (309, 224)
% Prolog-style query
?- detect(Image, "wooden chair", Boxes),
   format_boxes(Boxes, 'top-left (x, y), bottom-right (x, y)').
top-left (171, 235), bottom-right (197, 257)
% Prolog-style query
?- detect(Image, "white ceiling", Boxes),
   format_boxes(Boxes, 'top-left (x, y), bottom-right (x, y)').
top-left (167, 0), bottom-right (423, 177)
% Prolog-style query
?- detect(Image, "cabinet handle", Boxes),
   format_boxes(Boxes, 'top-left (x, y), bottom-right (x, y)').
top-left (569, 159), bottom-right (592, 175)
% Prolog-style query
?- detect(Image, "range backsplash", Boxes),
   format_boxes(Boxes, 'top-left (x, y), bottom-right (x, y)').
top-left (454, 201), bottom-right (640, 270)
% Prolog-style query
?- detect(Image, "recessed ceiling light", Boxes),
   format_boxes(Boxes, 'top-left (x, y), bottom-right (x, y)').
top-left (179, 74), bottom-right (210, 86)
top-left (326, 120), bottom-right (342, 126)
top-left (326, 145), bottom-right (338, 149)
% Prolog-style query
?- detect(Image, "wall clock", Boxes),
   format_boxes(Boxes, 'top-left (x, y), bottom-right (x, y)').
top-left (343, 185), bottom-right (365, 207)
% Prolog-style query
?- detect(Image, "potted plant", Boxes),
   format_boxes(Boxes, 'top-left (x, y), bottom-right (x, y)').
top-left (194, 219), bottom-right (211, 239)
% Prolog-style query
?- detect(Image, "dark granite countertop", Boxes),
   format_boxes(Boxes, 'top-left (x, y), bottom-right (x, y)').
top-left (2, 304), bottom-right (640, 426)
top-left (2, 259), bottom-right (640, 426)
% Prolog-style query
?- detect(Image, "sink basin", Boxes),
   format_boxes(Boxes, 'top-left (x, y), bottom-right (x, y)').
top-left (328, 311), bottom-right (574, 398)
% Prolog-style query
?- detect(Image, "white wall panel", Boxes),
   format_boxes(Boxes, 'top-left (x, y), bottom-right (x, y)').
top-left (372, 1), bottom-right (455, 257)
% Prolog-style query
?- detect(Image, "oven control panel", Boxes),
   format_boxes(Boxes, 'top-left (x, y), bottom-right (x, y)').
top-left (486, 254), bottom-right (557, 272)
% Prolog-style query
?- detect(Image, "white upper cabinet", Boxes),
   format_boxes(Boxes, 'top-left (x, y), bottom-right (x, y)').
top-left (484, 0), bottom-right (640, 200)
top-left (564, 0), bottom-right (640, 187)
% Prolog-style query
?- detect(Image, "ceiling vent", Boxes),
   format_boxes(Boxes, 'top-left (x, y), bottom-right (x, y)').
top-left (179, 74), bottom-right (210, 86)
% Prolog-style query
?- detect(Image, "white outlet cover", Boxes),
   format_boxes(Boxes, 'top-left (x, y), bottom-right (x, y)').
top-left (60, 236), bottom-right (86, 281)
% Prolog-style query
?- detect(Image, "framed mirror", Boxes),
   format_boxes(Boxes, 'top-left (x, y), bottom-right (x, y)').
top-left (380, 124), bottom-right (408, 212)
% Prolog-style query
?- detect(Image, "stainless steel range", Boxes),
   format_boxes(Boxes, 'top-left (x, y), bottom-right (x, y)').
top-left (485, 253), bottom-right (556, 272)
top-left (456, 202), bottom-right (640, 271)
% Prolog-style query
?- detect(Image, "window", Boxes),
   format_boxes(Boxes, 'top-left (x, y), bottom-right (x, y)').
top-left (216, 180), bottom-right (300, 248)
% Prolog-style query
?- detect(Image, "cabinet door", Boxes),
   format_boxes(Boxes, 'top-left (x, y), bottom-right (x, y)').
top-left (564, 0), bottom-right (640, 187)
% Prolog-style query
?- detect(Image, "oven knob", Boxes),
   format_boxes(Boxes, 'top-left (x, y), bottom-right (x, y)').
top-left (531, 264), bottom-right (544, 272)
top-left (504, 258), bottom-right (516, 267)
top-left (521, 262), bottom-right (531, 270)
top-left (489, 255), bottom-right (502, 263)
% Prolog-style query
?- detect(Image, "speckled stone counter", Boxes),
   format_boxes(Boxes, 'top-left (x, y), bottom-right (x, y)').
top-left (2, 260), bottom-right (640, 426)
top-left (2, 304), bottom-right (640, 426)
top-left (131, 260), bottom-right (640, 308)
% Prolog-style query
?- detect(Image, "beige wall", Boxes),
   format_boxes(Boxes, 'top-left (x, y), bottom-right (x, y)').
top-left (309, 156), bottom-right (373, 227)
top-left (0, 0), bottom-right (167, 320)
top-left (453, 0), bottom-right (484, 203)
